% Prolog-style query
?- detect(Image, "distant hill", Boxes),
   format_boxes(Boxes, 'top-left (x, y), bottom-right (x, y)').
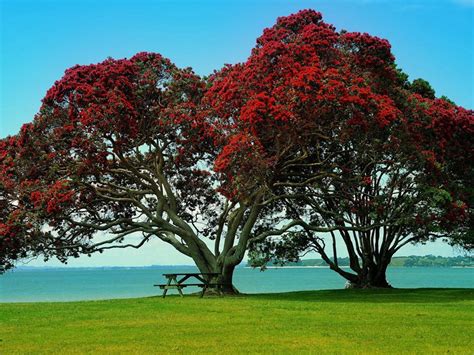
top-left (248, 255), bottom-right (473, 268)
top-left (15, 265), bottom-right (196, 271)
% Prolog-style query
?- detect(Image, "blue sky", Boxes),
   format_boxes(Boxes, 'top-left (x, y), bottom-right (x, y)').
top-left (1, 0), bottom-right (473, 266)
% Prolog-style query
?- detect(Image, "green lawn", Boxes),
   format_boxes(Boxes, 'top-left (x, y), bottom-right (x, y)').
top-left (1, 289), bottom-right (473, 354)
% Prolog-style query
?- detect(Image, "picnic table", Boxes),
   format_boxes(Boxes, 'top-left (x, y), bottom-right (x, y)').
top-left (154, 272), bottom-right (220, 298)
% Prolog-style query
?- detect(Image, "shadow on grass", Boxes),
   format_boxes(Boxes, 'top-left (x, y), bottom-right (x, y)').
top-left (145, 288), bottom-right (474, 304)
top-left (246, 288), bottom-right (474, 304)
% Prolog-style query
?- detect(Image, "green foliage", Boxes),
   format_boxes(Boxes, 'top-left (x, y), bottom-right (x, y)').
top-left (1, 289), bottom-right (472, 353)
top-left (424, 187), bottom-right (452, 205)
top-left (402, 255), bottom-right (473, 267)
top-left (394, 65), bottom-right (410, 89)
top-left (248, 231), bottom-right (310, 269)
top-left (440, 95), bottom-right (456, 105)
top-left (410, 78), bottom-right (436, 99)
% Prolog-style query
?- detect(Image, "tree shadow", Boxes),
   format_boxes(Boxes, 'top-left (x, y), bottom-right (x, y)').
top-left (245, 288), bottom-right (474, 304)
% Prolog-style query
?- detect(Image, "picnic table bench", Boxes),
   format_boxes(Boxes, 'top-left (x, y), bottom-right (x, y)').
top-left (154, 272), bottom-right (221, 298)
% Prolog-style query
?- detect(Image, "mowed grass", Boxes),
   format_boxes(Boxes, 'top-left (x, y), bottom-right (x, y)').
top-left (1, 289), bottom-right (473, 354)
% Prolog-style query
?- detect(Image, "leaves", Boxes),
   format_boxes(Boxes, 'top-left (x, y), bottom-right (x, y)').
top-left (2, 10), bottom-right (472, 277)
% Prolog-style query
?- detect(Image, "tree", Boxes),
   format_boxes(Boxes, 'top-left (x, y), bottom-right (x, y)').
top-left (2, 10), bottom-right (472, 292)
top-left (207, 10), bottom-right (473, 288)
top-left (0, 136), bottom-right (30, 271)
top-left (0, 53), bottom-right (298, 293)
top-left (409, 78), bottom-right (435, 99)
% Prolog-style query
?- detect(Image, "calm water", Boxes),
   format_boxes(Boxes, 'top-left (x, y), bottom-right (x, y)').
top-left (1, 266), bottom-right (472, 303)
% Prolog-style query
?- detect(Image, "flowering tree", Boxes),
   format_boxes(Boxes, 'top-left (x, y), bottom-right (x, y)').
top-left (0, 53), bottom-right (300, 292)
top-left (208, 10), bottom-right (473, 288)
top-left (1, 137), bottom-right (30, 271)
top-left (2, 11), bottom-right (472, 292)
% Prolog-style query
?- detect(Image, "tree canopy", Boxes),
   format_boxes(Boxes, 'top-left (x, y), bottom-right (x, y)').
top-left (1, 10), bottom-right (472, 288)
top-left (0, 52), bottom-right (302, 291)
top-left (206, 9), bottom-right (473, 287)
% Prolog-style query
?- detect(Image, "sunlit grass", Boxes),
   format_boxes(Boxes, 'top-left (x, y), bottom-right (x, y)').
top-left (1, 288), bottom-right (473, 354)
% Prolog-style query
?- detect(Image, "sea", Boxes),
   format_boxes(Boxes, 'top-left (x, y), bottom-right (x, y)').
top-left (0, 266), bottom-right (472, 303)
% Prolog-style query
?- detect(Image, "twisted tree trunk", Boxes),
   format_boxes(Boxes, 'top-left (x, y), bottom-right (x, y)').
top-left (188, 247), bottom-right (241, 295)
top-left (346, 259), bottom-right (392, 288)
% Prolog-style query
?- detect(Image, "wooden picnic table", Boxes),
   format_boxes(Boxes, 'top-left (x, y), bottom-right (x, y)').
top-left (154, 272), bottom-right (220, 298)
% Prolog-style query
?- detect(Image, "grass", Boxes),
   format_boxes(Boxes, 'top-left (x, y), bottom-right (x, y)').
top-left (1, 288), bottom-right (473, 354)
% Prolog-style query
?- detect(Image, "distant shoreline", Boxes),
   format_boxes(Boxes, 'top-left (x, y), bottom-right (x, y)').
top-left (10, 255), bottom-right (473, 271)
top-left (248, 255), bottom-right (473, 269)
top-left (11, 265), bottom-right (474, 271)
top-left (245, 265), bottom-right (474, 269)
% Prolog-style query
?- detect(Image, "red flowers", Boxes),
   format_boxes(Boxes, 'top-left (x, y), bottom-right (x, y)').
top-left (362, 176), bottom-right (372, 185)
top-left (215, 133), bottom-right (258, 173)
top-left (30, 191), bottom-right (43, 207)
top-left (1, 9), bottom-right (473, 275)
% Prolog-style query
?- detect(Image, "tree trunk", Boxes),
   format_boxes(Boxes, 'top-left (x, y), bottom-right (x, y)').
top-left (190, 253), bottom-right (239, 295)
top-left (346, 262), bottom-right (392, 289)
top-left (215, 264), bottom-right (239, 295)
top-left (198, 264), bottom-right (239, 295)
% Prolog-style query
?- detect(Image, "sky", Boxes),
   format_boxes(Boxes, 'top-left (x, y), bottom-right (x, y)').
top-left (1, 0), bottom-right (473, 266)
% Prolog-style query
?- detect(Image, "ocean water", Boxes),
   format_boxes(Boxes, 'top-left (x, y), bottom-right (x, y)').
top-left (0, 266), bottom-right (472, 303)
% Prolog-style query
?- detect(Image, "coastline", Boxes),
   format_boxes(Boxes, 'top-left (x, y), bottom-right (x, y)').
top-left (245, 265), bottom-right (474, 269)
